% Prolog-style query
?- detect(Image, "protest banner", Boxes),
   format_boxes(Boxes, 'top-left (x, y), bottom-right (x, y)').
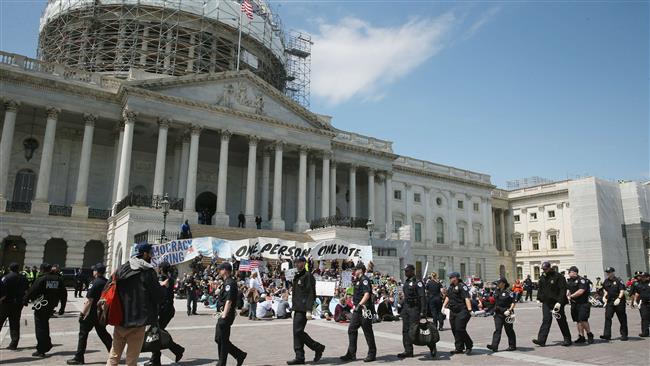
top-left (285, 268), bottom-right (296, 282)
top-left (315, 280), bottom-right (337, 296)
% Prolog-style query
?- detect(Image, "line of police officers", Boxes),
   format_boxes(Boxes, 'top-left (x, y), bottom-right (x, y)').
top-left (1, 258), bottom-right (649, 365)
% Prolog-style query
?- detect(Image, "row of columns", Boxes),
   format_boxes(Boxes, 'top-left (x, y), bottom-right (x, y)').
top-left (493, 208), bottom-right (509, 253)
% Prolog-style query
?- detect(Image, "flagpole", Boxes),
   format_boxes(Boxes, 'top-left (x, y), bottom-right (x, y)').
top-left (236, 3), bottom-right (243, 71)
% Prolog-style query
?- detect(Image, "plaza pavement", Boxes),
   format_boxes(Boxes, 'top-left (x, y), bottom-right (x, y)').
top-left (1, 291), bottom-right (648, 365)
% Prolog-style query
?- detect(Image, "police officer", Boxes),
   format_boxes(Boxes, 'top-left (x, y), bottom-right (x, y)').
top-left (442, 272), bottom-right (473, 355)
top-left (398, 264), bottom-right (435, 359)
top-left (426, 272), bottom-right (445, 330)
top-left (214, 262), bottom-right (247, 366)
top-left (532, 261), bottom-right (572, 347)
top-left (600, 267), bottom-right (628, 341)
top-left (23, 262), bottom-right (67, 357)
top-left (0, 263), bottom-right (28, 350)
top-left (67, 263), bottom-right (112, 365)
top-left (633, 271), bottom-right (649, 337)
top-left (287, 256), bottom-right (325, 365)
top-left (566, 266), bottom-right (594, 344)
top-left (487, 277), bottom-right (516, 352)
top-left (340, 262), bottom-right (376, 362)
top-left (185, 274), bottom-right (199, 316)
top-left (147, 261), bottom-right (185, 366)
top-left (74, 269), bottom-right (84, 298)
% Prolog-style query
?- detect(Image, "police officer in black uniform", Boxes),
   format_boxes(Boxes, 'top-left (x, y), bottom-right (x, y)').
top-left (633, 271), bottom-right (650, 337)
top-left (600, 267), bottom-right (628, 341)
top-left (214, 262), bottom-right (247, 366)
top-left (67, 263), bottom-right (112, 365)
top-left (340, 262), bottom-right (376, 362)
top-left (0, 262), bottom-right (28, 350)
top-left (287, 256), bottom-right (325, 365)
top-left (398, 264), bottom-right (435, 359)
top-left (146, 261), bottom-right (185, 366)
top-left (443, 272), bottom-right (473, 355)
top-left (566, 266), bottom-right (594, 344)
top-left (185, 274), bottom-right (199, 316)
top-left (24, 262), bottom-right (67, 357)
top-left (532, 261), bottom-right (572, 347)
top-left (487, 277), bottom-right (516, 352)
top-left (425, 273), bottom-right (444, 330)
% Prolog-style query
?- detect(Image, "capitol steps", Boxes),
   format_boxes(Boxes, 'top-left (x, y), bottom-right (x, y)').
top-left (190, 224), bottom-right (313, 242)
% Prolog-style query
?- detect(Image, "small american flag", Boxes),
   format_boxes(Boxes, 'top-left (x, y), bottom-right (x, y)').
top-left (239, 259), bottom-right (260, 272)
top-left (241, 0), bottom-right (254, 20)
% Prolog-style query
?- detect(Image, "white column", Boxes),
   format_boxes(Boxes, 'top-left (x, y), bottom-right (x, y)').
top-left (329, 161), bottom-right (337, 216)
top-left (184, 125), bottom-right (201, 215)
top-left (385, 172), bottom-right (393, 235)
top-left (349, 165), bottom-right (357, 217)
top-left (0, 100), bottom-right (19, 211)
top-left (178, 134), bottom-right (190, 199)
top-left (260, 148), bottom-right (271, 222)
top-left (245, 136), bottom-right (259, 226)
top-left (368, 168), bottom-right (375, 223)
top-left (270, 141), bottom-right (285, 230)
top-left (321, 153), bottom-right (330, 218)
top-left (111, 124), bottom-right (125, 203)
top-left (214, 130), bottom-right (231, 226)
top-left (307, 158), bottom-right (316, 221)
top-left (294, 146), bottom-right (309, 232)
top-left (32, 107), bottom-right (60, 214)
top-left (115, 110), bottom-right (136, 204)
top-left (152, 118), bottom-right (170, 197)
top-left (404, 183), bottom-right (412, 226)
top-left (492, 209), bottom-right (498, 249)
top-left (72, 113), bottom-right (96, 215)
top-left (466, 195), bottom-right (474, 245)
top-left (500, 210), bottom-right (507, 254)
top-left (424, 187), bottom-right (432, 245)
top-left (171, 140), bottom-right (182, 197)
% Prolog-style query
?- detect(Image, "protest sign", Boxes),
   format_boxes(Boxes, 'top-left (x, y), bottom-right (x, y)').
top-left (315, 280), bottom-right (337, 297)
top-left (341, 270), bottom-right (353, 288)
top-left (285, 268), bottom-right (296, 282)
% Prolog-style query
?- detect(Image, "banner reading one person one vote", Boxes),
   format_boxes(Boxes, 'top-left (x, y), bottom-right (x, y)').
top-left (142, 237), bottom-right (373, 267)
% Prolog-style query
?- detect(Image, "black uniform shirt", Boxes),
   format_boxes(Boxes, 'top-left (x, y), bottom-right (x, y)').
top-left (567, 276), bottom-right (590, 304)
top-left (24, 272), bottom-right (67, 313)
top-left (217, 276), bottom-right (238, 315)
top-left (292, 269), bottom-right (316, 312)
top-left (353, 275), bottom-right (372, 306)
top-left (602, 277), bottom-right (625, 303)
top-left (402, 276), bottom-right (426, 316)
top-left (425, 280), bottom-right (443, 300)
top-left (447, 282), bottom-right (470, 313)
top-left (86, 276), bottom-right (107, 315)
top-left (537, 270), bottom-right (568, 305)
top-left (494, 288), bottom-right (516, 310)
top-left (636, 280), bottom-right (650, 301)
top-left (1, 271), bottom-right (28, 304)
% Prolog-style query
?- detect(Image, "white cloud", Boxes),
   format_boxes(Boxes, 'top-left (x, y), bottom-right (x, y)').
top-left (310, 13), bottom-right (457, 105)
top-left (463, 6), bottom-right (500, 40)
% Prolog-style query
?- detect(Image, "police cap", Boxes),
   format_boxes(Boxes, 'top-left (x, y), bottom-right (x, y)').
top-left (92, 263), bottom-right (106, 274)
top-left (541, 261), bottom-right (551, 270)
top-left (355, 262), bottom-right (366, 271)
top-left (448, 272), bottom-right (461, 279)
top-left (295, 256), bottom-right (307, 263)
top-left (568, 266), bottom-right (579, 273)
top-left (218, 262), bottom-right (233, 271)
top-left (403, 264), bottom-right (415, 272)
top-left (604, 267), bottom-right (615, 273)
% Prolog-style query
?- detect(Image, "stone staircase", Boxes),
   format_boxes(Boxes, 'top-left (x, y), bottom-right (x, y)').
top-left (191, 224), bottom-right (313, 242)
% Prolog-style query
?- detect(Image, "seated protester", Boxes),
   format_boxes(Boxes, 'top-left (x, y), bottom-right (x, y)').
top-left (377, 296), bottom-right (400, 321)
top-left (276, 290), bottom-right (291, 319)
top-left (256, 294), bottom-right (274, 319)
top-left (335, 294), bottom-right (353, 322)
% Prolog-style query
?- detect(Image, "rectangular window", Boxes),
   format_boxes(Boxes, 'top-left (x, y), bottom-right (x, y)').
top-left (514, 214), bottom-right (520, 222)
top-left (530, 212), bottom-right (538, 221)
top-left (438, 262), bottom-right (446, 280)
top-left (414, 223), bottom-right (422, 242)
top-left (550, 234), bottom-right (558, 249)
top-left (394, 190), bottom-right (402, 200)
top-left (516, 267), bottom-right (523, 280)
top-left (416, 261), bottom-right (422, 278)
top-left (515, 237), bottom-right (522, 251)
top-left (474, 228), bottom-right (481, 246)
top-left (533, 266), bottom-right (540, 281)
top-left (532, 234), bottom-right (539, 250)
top-left (548, 210), bottom-right (555, 219)
top-left (457, 200), bottom-right (464, 209)
top-left (476, 263), bottom-right (482, 278)
top-left (414, 193), bottom-right (421, 203)
top-left (460, 263), bottom-right (466, 279)
top-left (394, 220), bottom-right (402, 233)
top-left (458, 227), bottom-right (465, 245)
top-left (473, 202), bottom-right (479, 212)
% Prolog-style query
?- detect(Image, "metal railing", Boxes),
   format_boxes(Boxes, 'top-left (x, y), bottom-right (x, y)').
top-left (114, 192), bottom-right (184, 215)
top-left (6, 201), bottom-right (31, 213)
top-left (88, 208), bottom-right (111, 220)
top-left (134, 230), bottom-right (180, 245)
top-left (49, 204), bottom-right (72, 217)
top-left (309, 215), bottom-right (369, 230)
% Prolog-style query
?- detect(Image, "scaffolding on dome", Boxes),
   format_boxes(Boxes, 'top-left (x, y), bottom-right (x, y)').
top-left (37, 0), bottom-right (312, 106)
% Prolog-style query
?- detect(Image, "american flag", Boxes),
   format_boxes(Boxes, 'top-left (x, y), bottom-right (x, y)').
top-left (239, 259), bottom-right (260, 272)
top-left (241, 0), bottom-right (254, 20)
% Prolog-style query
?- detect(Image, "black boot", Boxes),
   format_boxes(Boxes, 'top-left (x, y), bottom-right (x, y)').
top-left (574, 335), bottom-right (586, 344)
top-left (286, 359), bottom-right (305, 365)
top-left (587, 332), bottom-right (594, 344)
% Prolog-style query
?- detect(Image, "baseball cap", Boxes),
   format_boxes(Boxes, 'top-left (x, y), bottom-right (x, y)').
top-left (604, 267), bottom-right (615, 273)
top-left (568, 266), bottom-right (579, 273)
top-left (218, 262), bottom-right (233, 271)
top-left (92, 263), bottom-right (106, 274)
top-left (136, 243), bottom-right (153, 255)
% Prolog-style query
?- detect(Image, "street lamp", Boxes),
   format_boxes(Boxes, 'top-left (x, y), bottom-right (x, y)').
top-left (160, 193), bottom-right (170, 243)
top-left (366, 219), bottom-right (374, 241)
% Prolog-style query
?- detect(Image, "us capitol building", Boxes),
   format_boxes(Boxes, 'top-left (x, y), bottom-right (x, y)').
top-left (1, 0), bottom-right (648, 281)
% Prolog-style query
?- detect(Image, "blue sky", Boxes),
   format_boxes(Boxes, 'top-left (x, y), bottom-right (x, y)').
top-left (1, 1), bottom-right (648, 188)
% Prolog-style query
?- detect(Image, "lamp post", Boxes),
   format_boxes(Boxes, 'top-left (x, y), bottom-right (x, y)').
top-left (160, 193), bottom-right (170, 243)
top-left (366, 219), bottom-right (374, 243)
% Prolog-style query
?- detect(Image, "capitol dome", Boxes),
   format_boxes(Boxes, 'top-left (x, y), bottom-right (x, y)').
top-left (38, 0), bottom-right (290, 92)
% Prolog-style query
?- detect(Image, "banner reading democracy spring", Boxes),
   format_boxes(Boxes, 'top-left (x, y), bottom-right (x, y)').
top-left (143, 237), bottom-right (373, 267)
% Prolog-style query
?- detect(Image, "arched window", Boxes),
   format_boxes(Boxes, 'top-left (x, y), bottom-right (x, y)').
top-left (12, 169), bottom-right (36, 202)
top-left (436, 218), bottom-right (444, 244)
